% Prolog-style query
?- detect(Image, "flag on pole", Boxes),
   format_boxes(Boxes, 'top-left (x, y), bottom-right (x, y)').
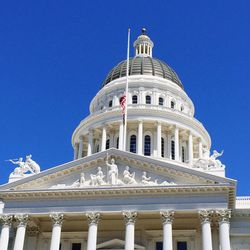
top-left (120, 93), bottom-right (126, 125)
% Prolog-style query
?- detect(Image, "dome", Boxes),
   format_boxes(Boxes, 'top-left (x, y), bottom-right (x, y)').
top-left (102, 56), bottom-right (184, 89)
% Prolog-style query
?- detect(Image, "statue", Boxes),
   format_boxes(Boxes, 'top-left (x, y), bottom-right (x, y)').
top-left (193, 149), bottom-right (225, 169)
top-left (7, 155), bottom-right (40, 176)
top-left (25, 155), bottom-right (40, 174)
top-left (90, 167), bottom-right (106, 186)
top-left (141, 171), bottom-right (158, 185)
top-left (106, 158), bottom-right (118, 185)
top-left (123, 166), bottom-right (137, 184)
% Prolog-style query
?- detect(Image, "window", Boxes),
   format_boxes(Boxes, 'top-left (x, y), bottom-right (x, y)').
top-left (106, 139), bottom-right (110, 150)
top-left (182, 146), bottom-right (185, 163)
top-left (171, 101), bottom-right (175, 109)
top-left (109, 100), bottom-right (113, 107)
top-left (72, 243), bottom-right (81, 250)
top-left (146, 95), bottom-right (151, 104)
top-left (177, 241), bottom-right (187, 250)
top-left (171, 140), bottom-right (175, 160)
top-left (144, 135), bottom-right (151, 156)
top-left (130, 135), bottom-right (137, 153)
top-left (161, 137), bottom-right (164, 157)
top-left (96, 144), bottom-right (100, 153)
top-left (156, 242), bottom-right (163, 250)
top-left (181, 105), bottom-right (184, 111)
top-left (132, 95), bottom-right (138, 104)
top-left (159, 97), bottom-right (164, 106)
top-left (116, 137), bottom-right (119, 149)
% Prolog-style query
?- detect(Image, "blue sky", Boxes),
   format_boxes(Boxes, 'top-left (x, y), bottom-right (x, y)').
top-left (0, 1), bottom-right (249, 195)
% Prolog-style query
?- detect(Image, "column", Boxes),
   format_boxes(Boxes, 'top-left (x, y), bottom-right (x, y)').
top-left (199, 210), bottom-right (213, 250)
top-left (174, 126), bottom-right (179, 161)
top-left (198, 139), bottom-right (203, 159)
top-left (73, 143), bottom-right (79, 160)
top-left (188, 132), bottom-right (193, 165)
top-left (49, 213), bottom-right (64, 250)
top-left (119, 122), bottom-right (124, 150)
top-left (13, 214), bottom-right (29, 250)
top-left (86, 212), bottom-right (100, 250)
top-left (216, 210), bottom-right (231, 250)
top-left (0, 215), bottom-right (12, 250)
top-left (101, 126), bottom-right (107, 151)
top-left (87, 130), bottom-right (93, 156)
top-left (78, 136), bottom-right (84, 159)
top-left (157, 122), bottom-right (162, 157)
top-left (160, 211), bottom-right (174, 250)
top-left (137, 120), bottom-right (143, 155)
top-left (123, 211), bottom-right (137, 250)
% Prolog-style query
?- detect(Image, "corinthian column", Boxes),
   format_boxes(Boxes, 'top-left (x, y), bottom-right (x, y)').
top-left (13, 214), bottom-right (29, 250)
top-left (0, 215), bottom-right (12, 250)
top-left (49, 213), bottom-right (64, 250)
top-left (160, 211), bottom-right (174, 250)
top-left (216, 209), bottom-right (231, 250)
top-left (86, 212), bottom-right (100, 250)
top-left (123, 211), bottom-right (137, 250)
top-left (199, 210), bottom-right (213, 250)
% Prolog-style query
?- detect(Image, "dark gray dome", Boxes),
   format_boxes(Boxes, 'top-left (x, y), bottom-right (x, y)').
top-left (102, 56), bottom-right (183, 89)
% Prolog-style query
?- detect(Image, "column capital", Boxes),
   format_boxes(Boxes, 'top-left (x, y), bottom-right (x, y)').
top-left (86, 212), bottom-right (100, 225)
top-left (14, 214), bottom-right (29, 227)
top-left (199, 210), bottom-right (213, 224)
top-left (50, 213), bottom-right (64, 226)
top-left (123, 211), bottom-right (137, 225)
top-left (79, 135), bottom-right (84, 141)
top-left (160, 210), bottom-right (174, 224)
top-left (0, 214), bottom-right (12, 227)
top-left (216, 209), bottom-right (231, 223)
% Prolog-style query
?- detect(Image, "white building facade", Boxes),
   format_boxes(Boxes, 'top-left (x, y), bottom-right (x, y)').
top-left (0, 29), bottom-right (250, 250)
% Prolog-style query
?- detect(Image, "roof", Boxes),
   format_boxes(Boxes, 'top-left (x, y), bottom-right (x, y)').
top-left (102, 56), bottom-right (184, 89)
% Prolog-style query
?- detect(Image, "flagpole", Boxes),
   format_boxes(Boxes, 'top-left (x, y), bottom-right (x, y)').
top-left (123, 28), bottom-right (130, 151)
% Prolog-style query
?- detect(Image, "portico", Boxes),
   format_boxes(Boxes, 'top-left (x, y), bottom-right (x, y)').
top-left (0, 209), bottom-right (232, 250)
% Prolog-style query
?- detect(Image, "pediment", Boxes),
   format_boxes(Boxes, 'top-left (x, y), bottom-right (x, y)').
top-left (97, 239), bottom-right (145, 250)
top-left (0, 148), bottom-right (236, 192)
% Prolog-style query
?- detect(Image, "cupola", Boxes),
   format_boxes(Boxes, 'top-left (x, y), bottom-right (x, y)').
top-left (133, 28), bottom-right (154, 57)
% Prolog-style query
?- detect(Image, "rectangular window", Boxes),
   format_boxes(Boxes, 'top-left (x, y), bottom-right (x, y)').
top-left (171, 140), bottom-right (175, 160)
top-left (72, 243), bottom-right (81, 250)
top-left (177, 241), bottom-right (187, 250)
top-left (156, 242), bottom-right (163, 250)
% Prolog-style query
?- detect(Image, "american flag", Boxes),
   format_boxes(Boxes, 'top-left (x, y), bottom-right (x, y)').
top-left (120, 94), bottom-right (126, 124)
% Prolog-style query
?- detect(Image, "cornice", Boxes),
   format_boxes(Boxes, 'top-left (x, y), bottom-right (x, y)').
top-left (0, 184), bottom-right (233, 205)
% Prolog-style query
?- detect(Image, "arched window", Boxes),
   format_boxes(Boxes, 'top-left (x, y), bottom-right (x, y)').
top-left (106, 139), bottom-right (110, 150)
top-left (132, 95), bottom-right (138, 104)
top-left (116, 137), bottom-right (119, 149)
top-left (108, 100), bottom-right (113, 107)
top-left (159, 97), bottom-right (164, 106)
top-left (171, 101), bottom-right (175, 109)
top-left (130, 135), bottom-right (137, 153)
top-left (161, 137), bottom-right (164, 157)
top-left (181, 105), bottom-right (184, 112)
top-left (146, 95), bottom-right (151, 104)
top-left (144, 135), bottom-right (151, 156)
top-left (171, 140), bottom-right (175, 160)
top-left (181, 146), bottom-right (185, 163)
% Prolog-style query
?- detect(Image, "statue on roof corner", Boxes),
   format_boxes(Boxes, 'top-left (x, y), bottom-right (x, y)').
top-left (7, 154), bottom-right (41, 176)
top-left (193, 148), bottom-right (225, 170)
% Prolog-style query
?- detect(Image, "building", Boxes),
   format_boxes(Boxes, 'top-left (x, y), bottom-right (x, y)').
top-left (0, 29), bottom-right (250, 250)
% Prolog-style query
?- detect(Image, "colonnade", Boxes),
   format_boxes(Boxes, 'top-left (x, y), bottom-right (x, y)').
top-left (74, 121), bottom-right (205, 163)
top-left (0, 209), bottom-right (231, 250)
